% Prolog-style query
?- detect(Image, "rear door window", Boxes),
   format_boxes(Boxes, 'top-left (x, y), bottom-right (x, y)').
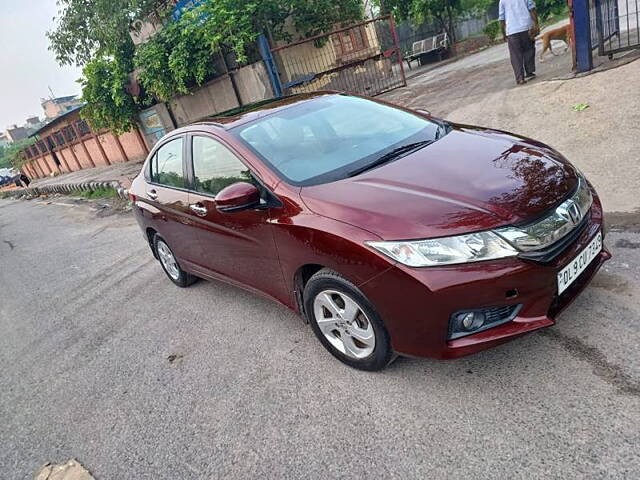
top-left (151, 137), bottom-right (185, 188)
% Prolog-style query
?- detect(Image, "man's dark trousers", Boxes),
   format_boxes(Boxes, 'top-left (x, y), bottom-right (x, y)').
top-left (507, 30), bottom-right (535, 82)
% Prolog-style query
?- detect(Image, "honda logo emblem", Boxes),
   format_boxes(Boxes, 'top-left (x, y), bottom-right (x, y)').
top-left (559, 200), bottom-right (581, 226)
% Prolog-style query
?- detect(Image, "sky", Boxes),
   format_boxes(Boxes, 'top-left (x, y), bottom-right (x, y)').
top-left (1, 1), bottom-right (83, 129)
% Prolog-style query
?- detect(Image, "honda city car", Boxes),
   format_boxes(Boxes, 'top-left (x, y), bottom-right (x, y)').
top-left (129, 92), bottom-right (609, 370)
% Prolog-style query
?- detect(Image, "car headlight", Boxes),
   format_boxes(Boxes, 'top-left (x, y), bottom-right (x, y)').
top-left (366, 231), bottom-right (518, 267)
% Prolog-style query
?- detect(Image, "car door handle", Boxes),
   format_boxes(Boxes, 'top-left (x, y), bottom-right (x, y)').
top-left (190, 203), bottom-right (208, 216)
top-left (147, 189), bottom-right (158, 200)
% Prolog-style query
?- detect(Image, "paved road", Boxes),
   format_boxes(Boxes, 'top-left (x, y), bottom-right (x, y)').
top-left (1, 198), bottom-right (639, 479)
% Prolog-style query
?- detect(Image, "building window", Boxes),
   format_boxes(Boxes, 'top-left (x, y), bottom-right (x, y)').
top-left (53, 131), bottom-right (66, 147)
top-left (37, 140), bottom-right (48, 154)
top-left (332, 26), bottom-right (369, 58)
top-left (62, 126), bottom-right (77, 143)
top-left (76, 120), bottom-right (91, 137)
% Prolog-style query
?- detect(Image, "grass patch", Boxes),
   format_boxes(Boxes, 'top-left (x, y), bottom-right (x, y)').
top-left (71, 187), bottom-right (119, 199)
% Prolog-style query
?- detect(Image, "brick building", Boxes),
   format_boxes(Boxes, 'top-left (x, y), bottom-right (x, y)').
top-left (41, 95), bottom-right (84, 120)
top-left (20, 107), bottom-right (149, 180)
top-left (5, 125), bottom-right (30, 142)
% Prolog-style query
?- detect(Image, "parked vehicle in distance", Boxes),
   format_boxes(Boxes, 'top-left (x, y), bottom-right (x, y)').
top-left (129, 92), bottom-right (610, 371)
top-left (0, 168), bottom-right (13, 186)
top-left (0, 168), bottom-right (24, 188)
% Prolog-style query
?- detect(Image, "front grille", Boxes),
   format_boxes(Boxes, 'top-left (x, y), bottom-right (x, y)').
top-left (497, 176), bottom-right (593, 262)
top-left (518, 210), bottom-right (591, 263)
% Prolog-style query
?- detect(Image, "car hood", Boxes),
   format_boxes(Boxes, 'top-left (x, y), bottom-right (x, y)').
top-left (299, 124), bottom-right (578, 240)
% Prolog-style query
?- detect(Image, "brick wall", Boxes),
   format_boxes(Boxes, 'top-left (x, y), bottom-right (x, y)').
top-left (22, 109), bottom-right (149, 179)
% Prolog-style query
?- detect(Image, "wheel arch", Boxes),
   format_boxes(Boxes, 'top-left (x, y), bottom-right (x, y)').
top-left (293, 264), bottom-right (325, 320)
top-left (146, 227), bottom-right (159, 259)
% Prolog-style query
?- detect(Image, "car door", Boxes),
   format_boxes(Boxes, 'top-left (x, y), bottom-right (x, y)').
top-left (185, 133), bottom-right (286, 300)
top-left (146, 136), bottom-right (199, 263)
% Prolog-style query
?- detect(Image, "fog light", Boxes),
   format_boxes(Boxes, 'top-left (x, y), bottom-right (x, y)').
top-left (448, 304), bottom-right (522, 340)
top-left (457, 311), bottom-right (485, 331)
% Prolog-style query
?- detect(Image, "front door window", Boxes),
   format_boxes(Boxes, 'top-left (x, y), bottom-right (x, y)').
top-left (192, 135), bottom-right (253, 195)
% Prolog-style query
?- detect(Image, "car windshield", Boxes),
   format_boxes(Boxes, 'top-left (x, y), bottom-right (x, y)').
top-left (230, 95), bottom-right (443, 186)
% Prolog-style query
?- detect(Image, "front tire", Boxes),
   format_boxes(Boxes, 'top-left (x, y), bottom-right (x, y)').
top-left (303, 269), bottom-right (395, 371)
top-left (153, 235), bottom-right (197, 288)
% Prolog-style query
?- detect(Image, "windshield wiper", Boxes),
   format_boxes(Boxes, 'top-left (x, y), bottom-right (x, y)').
top-left (347, 140), bottom-right (433, 178)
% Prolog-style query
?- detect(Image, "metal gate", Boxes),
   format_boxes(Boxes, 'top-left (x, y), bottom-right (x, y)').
top-left (269, 15), bottom-right (406, 97)
top-left (593, 0), bottom-right (639, 57)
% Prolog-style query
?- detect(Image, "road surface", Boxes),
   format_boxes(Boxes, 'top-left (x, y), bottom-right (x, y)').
top-left (1, 198), bottom-right (639, 479)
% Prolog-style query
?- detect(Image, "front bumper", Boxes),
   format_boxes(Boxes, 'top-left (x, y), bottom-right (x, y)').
top-left (359, 194), bottom-right (610, 359)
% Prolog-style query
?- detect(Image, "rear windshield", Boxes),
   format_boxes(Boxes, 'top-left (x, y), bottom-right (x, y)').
top-left (230, 95), bottom-right (442, 186)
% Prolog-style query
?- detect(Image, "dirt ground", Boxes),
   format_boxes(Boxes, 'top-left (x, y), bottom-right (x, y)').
top-left (383, 47), bottom-right (640, 214)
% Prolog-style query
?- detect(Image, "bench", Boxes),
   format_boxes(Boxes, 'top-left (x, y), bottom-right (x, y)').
top-left (404, 32), bottom-right (450, 69)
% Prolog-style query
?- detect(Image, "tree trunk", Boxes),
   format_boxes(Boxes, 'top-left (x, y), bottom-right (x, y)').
top-left (435, 13), bottom-right (455, 45)
top-left (446, 6), bottom-right (457, 43)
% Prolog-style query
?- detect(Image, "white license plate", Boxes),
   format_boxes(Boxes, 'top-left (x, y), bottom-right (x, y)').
top-left (557, 231), bottom-right (602, 294)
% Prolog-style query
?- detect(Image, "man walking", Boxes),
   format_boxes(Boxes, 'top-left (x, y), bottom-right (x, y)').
top-left (500, 0), bottom-right (539, 84)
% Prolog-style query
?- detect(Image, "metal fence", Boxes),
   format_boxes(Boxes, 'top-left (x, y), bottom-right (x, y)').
top-left (589, 0), bottom-right (640, 57)
top-left (270, 15), bottom-right (406, 97)
top-left (595, 0), bottom-right (639, 56)
top-left (395, 12), bottom-right (497, 55)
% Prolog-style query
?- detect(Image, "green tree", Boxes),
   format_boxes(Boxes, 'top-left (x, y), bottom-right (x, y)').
top-left (380, 0), bottom-right (492, 43)
top-left (0, 145), bottom-right (7, 168)
top-left (0, 138), bottom-right (37, 170)
top-left (79, 55), bottom-right (141, 134)
top-left (134, 0), bottom-right (364, 101)
top-left (48, 0), bottom-right (163, 133)
top-left (49, 0), bottom-right (364, 130)
top-left (47, 0), bottom-right (160, 67)
top-left (536, 0), bottom-right (568, 21)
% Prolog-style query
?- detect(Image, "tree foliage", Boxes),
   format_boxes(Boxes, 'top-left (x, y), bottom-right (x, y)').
top-left (483, 18), bottom-right (501, 40)
top-left (0, 145), bottom-right (10, 169)
top-left (380, 0), bottom-right (492, 43)
top-left (134, 0), bottom-right (364, 102)
top-left (0, 138), bottom-right (37, 169)
top-left (79, 55), bottom-right (141, 134)
top-left (48, 0), bottom-right (164, 133)
top-left (49, 0), bottom-right (364, 131)
top-left (48, 0), bottom-right (160, 66)
top-left (536, 0), bottom-right (568, 21)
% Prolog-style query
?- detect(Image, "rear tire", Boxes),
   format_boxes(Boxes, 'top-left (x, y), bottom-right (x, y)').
top-left (153, 235), bottom-right (198, 288)
top-left (303, 268), bottom-right (395, 371)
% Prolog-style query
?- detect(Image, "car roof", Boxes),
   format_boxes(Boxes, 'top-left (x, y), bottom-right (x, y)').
top-left (189, 91), bottom-right (342, 131)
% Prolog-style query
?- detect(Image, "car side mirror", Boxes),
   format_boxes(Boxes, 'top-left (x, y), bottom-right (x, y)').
top-left (415, 108), bottom-right (431, 116)
top-left (215, 182), bottom-right (261, 213)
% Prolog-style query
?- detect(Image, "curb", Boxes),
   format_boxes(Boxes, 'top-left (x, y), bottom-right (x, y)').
top-left (4, 181), bottom-right (129, 201)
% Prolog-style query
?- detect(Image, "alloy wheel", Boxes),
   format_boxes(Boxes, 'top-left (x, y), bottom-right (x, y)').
top-left (156, 240), bottom-right (180, 280)
top-left (313, 289), bottom-right (376, 359)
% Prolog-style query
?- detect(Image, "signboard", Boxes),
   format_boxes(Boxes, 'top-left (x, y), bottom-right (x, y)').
top-left (172, 0), bottom-right (203, 21)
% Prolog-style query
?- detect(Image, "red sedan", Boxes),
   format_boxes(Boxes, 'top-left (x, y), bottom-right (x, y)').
top-left (129, 92), bottom-right (609, 370)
